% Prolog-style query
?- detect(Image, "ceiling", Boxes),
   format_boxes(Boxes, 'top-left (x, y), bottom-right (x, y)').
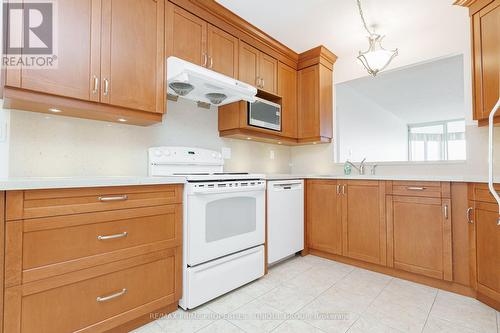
top-left (215, 0), bottom-right (470, 83)
top-left (338, 55), bottom-right (465, 124)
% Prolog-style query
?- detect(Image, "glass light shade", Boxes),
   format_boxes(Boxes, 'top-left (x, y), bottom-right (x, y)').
top-left (357, 34), bottom-right (398, 76)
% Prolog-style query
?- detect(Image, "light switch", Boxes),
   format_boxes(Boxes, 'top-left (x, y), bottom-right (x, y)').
top-left (221, 147), bottom-right (231, 159)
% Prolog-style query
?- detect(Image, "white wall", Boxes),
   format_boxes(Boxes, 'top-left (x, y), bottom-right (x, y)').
top-left (336, 84), bottom-right (407, 162)
top-left (8, 99), bottom-right (291, 177)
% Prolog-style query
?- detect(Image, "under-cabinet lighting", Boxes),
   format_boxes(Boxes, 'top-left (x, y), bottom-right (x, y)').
top-left (246, 137), bottom-right (252, 140)
top-left (118, 118), bottom-right (127, 122)
top-left (48, 108), bottom-right (62, 113)
top-left (278, 142), bottom-right (282, 145)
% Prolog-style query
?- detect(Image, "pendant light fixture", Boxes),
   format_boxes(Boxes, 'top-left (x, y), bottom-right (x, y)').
top-left (356, 0), bottom-right (398, 77)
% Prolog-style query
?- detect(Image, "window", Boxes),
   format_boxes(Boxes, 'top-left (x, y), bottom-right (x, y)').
top-left (408, 119), bottom-right (466, 161)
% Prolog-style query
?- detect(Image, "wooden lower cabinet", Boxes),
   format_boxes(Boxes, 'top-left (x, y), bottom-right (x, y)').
top-left (306, 180), bottom-right (342, 255)
top-left (3, 185), bottom-right (183, 333)
top-left (387, 196), bottom-right (453, 281)
top-left (473, 200), bottom-right (500, 308)
top-left (341, 181), bottom-right (386, 265)
top-left (0, 192), bottom-right (4, 333)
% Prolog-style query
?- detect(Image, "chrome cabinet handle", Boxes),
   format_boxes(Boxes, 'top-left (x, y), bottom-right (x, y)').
top-left (103, 78), bottom-right (109, 96)
top-left (96, 288), bottom-right (127, 303)
top-left (342, 185), bottom-right (346, 196)
top-left (261, 78), bottom-right (265, 88)
top-left (444, 205), bottom-right (449, 220)
top-left (466, 207), bottom-right (474, 224)
top-left (92, 75), bottom-right (99, 94)
top-left (209, 56), bottom-right (213, 69)
top-left (97, 232), bottom-right (128, 241)
top-left (336, 184), bottom-right (340, 195)
top-left (98, 195), bottom-right (128, 202)
top-left (407, 186), bottom-right (426, 191)
top-left (203, 54), bottom-right (208, 67)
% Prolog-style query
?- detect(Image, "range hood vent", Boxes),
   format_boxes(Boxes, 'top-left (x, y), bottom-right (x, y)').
top-left (166, 57), bottom-right (257, 107)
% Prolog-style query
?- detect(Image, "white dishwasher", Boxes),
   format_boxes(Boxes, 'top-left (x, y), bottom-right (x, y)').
top-left (267, 179), bottom-right (304, 265)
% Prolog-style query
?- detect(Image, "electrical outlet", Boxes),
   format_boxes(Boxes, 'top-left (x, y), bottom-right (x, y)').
top-left (269, 150), bottom-right (275, 160)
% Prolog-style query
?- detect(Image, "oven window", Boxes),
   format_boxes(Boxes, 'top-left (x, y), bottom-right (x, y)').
top-left (206, 197), bottom-right (257, 242)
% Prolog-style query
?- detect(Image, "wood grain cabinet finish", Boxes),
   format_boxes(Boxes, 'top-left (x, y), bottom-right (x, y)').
top-left (341, 181), bottom-right (386, 265)
top-left (7, 0), bottom-right (100, 101)
top-left (306, 180), bottom-right (342, 255)
top-left (470, 0), bottom-right (500, 122)
top-left (3, 185), bottom-right (183, 333)
top-left (239, 41), bottom-right (278, 94)
top-left (278, 62), bottom-right (298, 138)
top-left (166, 3), bottom-right (238, 78)
top-left (100, 0), bottom-right (165, 113)
top-left (386, 181), bottom-right (453, 281)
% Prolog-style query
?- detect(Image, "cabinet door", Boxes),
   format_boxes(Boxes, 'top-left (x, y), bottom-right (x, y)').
top-left (297, 65), bottom-right (319, 139)
top-left (207, 25), bottom-right (238, 78)
top-left (388, 196), bottom-right (453, 281)
top-left (18, 0), bottom-right (100, 101)
top-left (473, 0), bottom-right (500, 120)
top-left (259, 52), bottom-right (278, 94)
top-left (166, 3), bottom-right (207, 67)
top-left (306, 180), bottom-right (342, 255)
top-left (239, 42), bottom-right (260, 88)
top-left (474, 201), bottom-right (500, 303)
top-left (342, 181), bottom-right (386, 265)
top-left (278, 62), bottom-right (297, 138)
top-left (101, 0), bottom-right (165, 113)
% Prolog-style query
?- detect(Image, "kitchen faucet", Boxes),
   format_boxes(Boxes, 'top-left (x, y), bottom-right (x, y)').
top-left (346, 158), bottom-right (367, 175)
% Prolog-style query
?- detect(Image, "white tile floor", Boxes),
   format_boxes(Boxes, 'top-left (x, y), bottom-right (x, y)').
top-left (133, 255), bottom-right (500, 333)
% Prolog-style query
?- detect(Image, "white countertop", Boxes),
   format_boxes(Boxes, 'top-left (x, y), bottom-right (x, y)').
top-left (0, 176), bottom-right (186, 191)
top-left (265, 174), bottom-right (493, 183)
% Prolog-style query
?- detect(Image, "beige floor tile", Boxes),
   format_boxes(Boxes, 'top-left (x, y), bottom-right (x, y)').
top-left (228, 299), bottom-right (286, 333)
top-left (130, 321), bottom-right (163, 333)
top-left (429, 290), bottom-right (497, 333)
top-left (268, 256), bottom-right (314, 282)
top-left (423, 317), bottom-right (479, 333)
top-left (348, 313), bottom-right (404, 333)
top-left (259, 284), bottom-right (317, 314)
top-left (334, 268), bottom-right (392, 298)
top-left (196, 320), bottom-right (244, 333)
top-left (240, 273), bottom-right (282, 298)
top-left (273, 320), bottom-right (325, 333)
top-left (156, 305), bottom-right (216, 333)
top-left (206, 287), bottom-right (255, 314)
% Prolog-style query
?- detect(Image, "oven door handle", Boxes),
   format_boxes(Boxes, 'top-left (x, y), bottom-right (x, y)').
top-left (191, 187), bottom-right (265, 195)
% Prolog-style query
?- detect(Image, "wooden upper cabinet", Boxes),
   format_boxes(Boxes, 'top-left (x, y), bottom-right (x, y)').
top-left (239, 41), bottom-right (278, 94)
top-left (278, 62), bottom-right (298, 138)
top-left (11, 0), bottom-right (99, 101)
top-left (387, 196), bottom-right (453, 281)
top-left (259, 53), bottom-right (278, 95)
top-left (341, 181), bottom-right (386, 265)
top-left (100, 0), bottom-right (165, 113)
top-left (239, 42), bottom-right (260, 87)
top-left (471, 0), bottom-right (500, 122)
top-left (207, 25), bottom-right (238, 78)
top-left (166, 3), bottom-right (207, 67)
top-left (473, 201), bottom-right (500, 305)
top-left (306, 180), bottom-right (342, 255)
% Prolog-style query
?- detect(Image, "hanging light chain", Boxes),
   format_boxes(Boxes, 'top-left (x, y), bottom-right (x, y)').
top-left (356, 0), bottom-right (374, 36)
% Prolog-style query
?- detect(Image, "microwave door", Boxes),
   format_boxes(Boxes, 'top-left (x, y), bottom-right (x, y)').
top-left (249, 99), bottom-right (281, 131)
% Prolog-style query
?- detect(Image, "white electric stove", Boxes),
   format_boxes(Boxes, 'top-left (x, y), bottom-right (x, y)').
top-left (149, 147), bottom-right (266, 309)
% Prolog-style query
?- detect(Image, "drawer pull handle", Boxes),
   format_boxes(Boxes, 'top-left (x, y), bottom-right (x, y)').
top-left (407, 186), bottom-right (426, 191)
top-left (96, 288), bottom-right (127, 303)
top-left (98, 195), bottom-right (128, 202)
top-left (97, 232), bottom-right (128, 241)
top-left (444, 205), bottom-right (449, 220)
top-left (466, 207), bottom-right (474, 224)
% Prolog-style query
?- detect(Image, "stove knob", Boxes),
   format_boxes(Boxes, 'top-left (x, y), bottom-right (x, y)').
top-left (211, 152), bottom-right (217, 158)
top-left (163, 150), bottom-right (171, 156)
top-left (154, 150), bottom-right (163, 157)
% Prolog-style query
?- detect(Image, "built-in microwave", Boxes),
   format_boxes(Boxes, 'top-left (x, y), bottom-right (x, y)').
top-left (248, 97), bottom-right (281, 131)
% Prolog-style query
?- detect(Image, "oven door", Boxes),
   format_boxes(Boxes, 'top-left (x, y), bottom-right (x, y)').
top-left (186, 186), bottom-right (265, 266)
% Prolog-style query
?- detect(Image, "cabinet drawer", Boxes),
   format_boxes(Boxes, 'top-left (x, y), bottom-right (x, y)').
top-left (6, 184), bottom-right (183, 220)
top-left (390, 181), bottom-right (449, 198)
top-left (6, 205), bottom-right (182, 285)
top-left (470, 183), bottom-right (500, 204)
top-left (6, 249), bottom-right (179, 333)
